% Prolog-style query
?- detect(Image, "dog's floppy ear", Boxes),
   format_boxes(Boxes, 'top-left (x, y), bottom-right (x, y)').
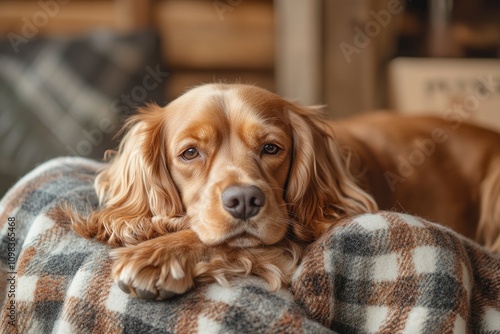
top-left (72, 105), bottom-right (185, 246)
top-left (285, 103), bottom-right (377, 241)
top-left (477, 158), bottom-right (500, 251)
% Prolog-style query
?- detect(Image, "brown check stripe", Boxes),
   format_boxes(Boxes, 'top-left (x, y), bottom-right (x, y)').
top-left (292, 212), bottom-right (500, 333)
top-left (1, 157), bottom-right (499, 333)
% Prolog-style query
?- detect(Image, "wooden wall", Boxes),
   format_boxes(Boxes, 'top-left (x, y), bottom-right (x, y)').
top-left (0, 0), bottom-right (275, 101)
top-left (155, 0), bottom-right (274, 99)
top-left (0, 0), bottom-right (411, 117)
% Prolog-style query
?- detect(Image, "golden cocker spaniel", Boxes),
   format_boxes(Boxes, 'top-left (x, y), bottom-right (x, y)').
top-left (67, 83), bottom-right (500, 300)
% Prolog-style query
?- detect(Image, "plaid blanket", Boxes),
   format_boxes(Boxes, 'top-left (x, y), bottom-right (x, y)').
top-left (0, 157), bottom-right (499, 334)
top-left (0, 29), bottom-right (167, 196)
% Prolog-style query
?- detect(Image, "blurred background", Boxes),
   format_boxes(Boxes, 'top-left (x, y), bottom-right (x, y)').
top-left (0, 0), bottom-right (499, 195)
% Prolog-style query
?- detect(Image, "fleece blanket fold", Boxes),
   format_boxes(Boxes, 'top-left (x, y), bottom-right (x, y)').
top-left (0, 157), bottom-right (499, 334)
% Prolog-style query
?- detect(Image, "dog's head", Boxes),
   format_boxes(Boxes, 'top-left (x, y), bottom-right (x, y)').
top-left (89, 84), bottom-right (376, 246)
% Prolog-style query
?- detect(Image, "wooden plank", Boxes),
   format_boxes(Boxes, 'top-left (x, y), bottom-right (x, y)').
top-left (0, 1), bottom-right (117, 36)
top-left (115, 0), bottom-right (154, 31)
top-left (323, 0), bottom-right (373, 118)
top-left (155, 0), bottom-right (274, 70)
top-left (323, 0), bottom-right (404, 118)
top-left (274, 0), bottom-right (322, 105)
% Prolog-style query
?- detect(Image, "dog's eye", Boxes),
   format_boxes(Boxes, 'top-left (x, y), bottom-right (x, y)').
top-left (262, 144), bottom-right (280, 155)
top-left (181, 148), bottom-right (199, 160)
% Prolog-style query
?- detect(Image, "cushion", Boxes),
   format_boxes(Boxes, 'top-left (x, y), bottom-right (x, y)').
top-left (0, 158), bottom-right (499, 333)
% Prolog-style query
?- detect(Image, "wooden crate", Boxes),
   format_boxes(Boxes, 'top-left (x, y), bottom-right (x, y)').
top-left (389, 57), bottom-right (500, 132)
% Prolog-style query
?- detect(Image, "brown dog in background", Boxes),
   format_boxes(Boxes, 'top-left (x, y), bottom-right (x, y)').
top-left (67, 83), bottom-right (500, 300)
top-left (333, 112), bottom-right (500, 247)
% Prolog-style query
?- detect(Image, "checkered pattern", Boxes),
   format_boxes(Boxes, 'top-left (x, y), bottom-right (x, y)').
top-left (0, 30), bottom-right (167, 195)
top-left (292, 212), bottom-right (500, 333)
top-left (1, 158), bottom-right (500, 333)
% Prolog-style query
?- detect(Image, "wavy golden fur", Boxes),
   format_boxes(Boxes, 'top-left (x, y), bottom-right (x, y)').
top-left (66, 83), bottom-right (500, 299)
top-left (67, 84), bottom-right (376, 299)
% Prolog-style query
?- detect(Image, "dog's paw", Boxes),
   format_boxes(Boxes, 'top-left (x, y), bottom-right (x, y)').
top-left (111, 236), bottom-right (203, 300)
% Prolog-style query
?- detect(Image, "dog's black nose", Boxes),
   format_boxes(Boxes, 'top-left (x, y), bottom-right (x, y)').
top-left (222, 185), bottom-right (265, 220)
